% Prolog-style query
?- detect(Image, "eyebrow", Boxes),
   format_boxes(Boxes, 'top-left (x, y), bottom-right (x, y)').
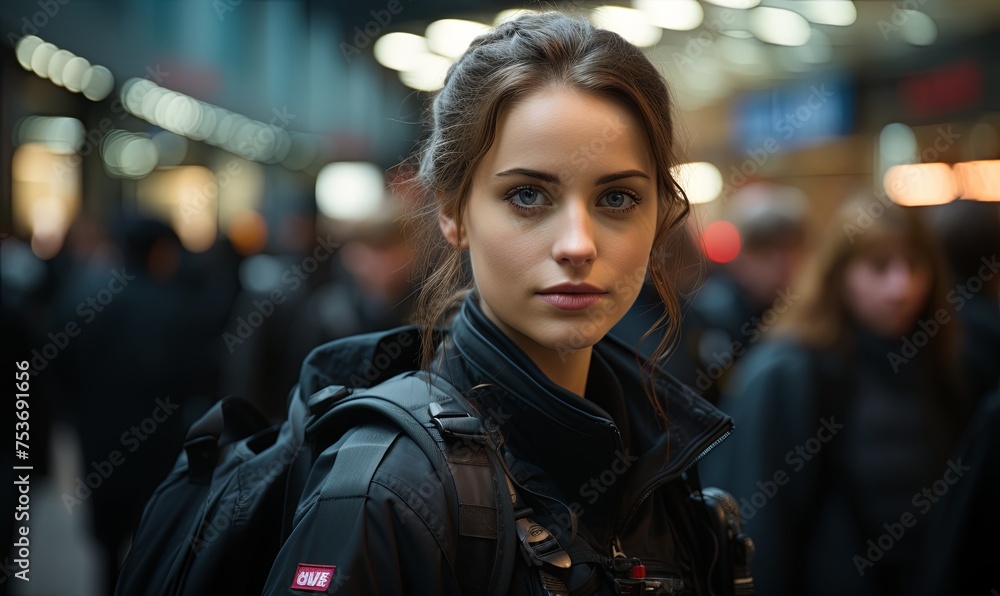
top-left (494, 168), bottom-right (651, 186)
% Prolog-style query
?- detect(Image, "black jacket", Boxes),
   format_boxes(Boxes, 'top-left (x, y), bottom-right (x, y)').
top-left (700, 333), bottom-right (966, 596)
top-left (270, 295), bottom-right (734, 595)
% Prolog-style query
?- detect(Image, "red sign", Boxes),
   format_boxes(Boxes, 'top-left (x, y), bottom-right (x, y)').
top-left (290, 564), bottom-right (336, 592)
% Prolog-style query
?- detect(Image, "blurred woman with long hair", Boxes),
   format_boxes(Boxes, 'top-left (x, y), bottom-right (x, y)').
top-left (702, 196), bottom-right (973, 596)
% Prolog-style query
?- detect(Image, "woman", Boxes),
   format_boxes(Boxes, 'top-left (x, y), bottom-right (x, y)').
top-left (701, 198), bottom-right (973, 596)
top-left (267, 12), bottom-right (737, 595)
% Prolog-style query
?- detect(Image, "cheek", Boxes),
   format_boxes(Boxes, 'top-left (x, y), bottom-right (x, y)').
top-left (467, 221), bottom-right (537, 292)
top-left (843, 268), bottom-right (873, 316)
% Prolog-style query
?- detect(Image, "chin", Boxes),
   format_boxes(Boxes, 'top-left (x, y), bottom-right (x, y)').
top-left (539, 327), bottom-right (605, 356)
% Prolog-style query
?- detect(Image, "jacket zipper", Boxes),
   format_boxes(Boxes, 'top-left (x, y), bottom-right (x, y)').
top-left (616, 418), bottom-right (733, 534)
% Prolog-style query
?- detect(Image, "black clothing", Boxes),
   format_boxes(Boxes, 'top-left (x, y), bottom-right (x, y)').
top-left (913, 388), bottom-right (1000, 596)
top-left (701, 333), bottom-right (965, 596)
top-left (272, 294), bottom-right (734, 594)
top-left (613, 270), bottom-right (762, 406)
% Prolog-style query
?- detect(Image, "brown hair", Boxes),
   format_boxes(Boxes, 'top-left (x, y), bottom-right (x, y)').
top-left (775, 196), bottom-right (957, 358)
top-left (401, 11), bottom-right (691, 423)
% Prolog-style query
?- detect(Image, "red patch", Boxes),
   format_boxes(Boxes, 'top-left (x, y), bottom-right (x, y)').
top-left (290, 564), bottom-right (336, 592)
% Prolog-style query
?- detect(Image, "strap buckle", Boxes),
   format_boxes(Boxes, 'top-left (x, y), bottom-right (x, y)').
top-left (429, 402), bottom-right (487, 441)
top-left (516, 517), bottom-right (572, 569)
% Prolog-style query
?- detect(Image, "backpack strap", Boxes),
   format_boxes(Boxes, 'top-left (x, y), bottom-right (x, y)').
top-left (317, 423), bottom-right (402, 499)
top-left (183, 395), bottom-right (272, 484)
top-left (307, 372), bottom-right (516, 596)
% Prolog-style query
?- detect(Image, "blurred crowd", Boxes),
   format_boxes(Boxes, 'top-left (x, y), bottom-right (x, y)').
top-left (1, 199), bottom-right (419, 594)
top-left (2, 188), bottom-right (998, 595)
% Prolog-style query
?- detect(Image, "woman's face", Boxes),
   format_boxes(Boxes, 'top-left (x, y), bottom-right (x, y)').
top-left (843, 244), bottom-right (933, 339)
top-left (442, 86), bottom-right (659, 360)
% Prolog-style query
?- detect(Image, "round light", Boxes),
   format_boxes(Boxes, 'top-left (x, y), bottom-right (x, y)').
top-left (749, 7), bottom-right (812, 46)
top-left (590, 6), bottom-right (662, 47)
top-left (398, 53), bottom-right (452, 92)
top-left (374, 32), bottom-right (431, 72)
top-left (62, 56), bottom-right (91, 92)
top-left (673, 162), bottom-right (724, 204)
top-left (900, 10), bottom-right (937, 46)
top-left (47, 49), bottom-right (75, 86)
top-left (315, 162), bottom-right (386, 221)
top-left (82, 65), bottom-right (115, 101)
top-left (701, 220), bottom-right (742, 263)
top-left (883, 163), bottom-right (958, 206)
top-left (121, 78), bottom-right (155, 114)
top-left (796, 0), bottom-right (857, 26)
top-left (15, 36), bottom-right (44, 70)
top-left (30, 42), bottom-right (58, 78)
top-left (425, 19), bottom-right (491, 58)
top-left (633, 0), bottom-right (704, 31)
top-left (119, 137), bottom-right (159, 177)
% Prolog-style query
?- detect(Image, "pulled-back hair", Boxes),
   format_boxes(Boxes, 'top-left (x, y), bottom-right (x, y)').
top-left (402, 11), bottom-right (691, 422)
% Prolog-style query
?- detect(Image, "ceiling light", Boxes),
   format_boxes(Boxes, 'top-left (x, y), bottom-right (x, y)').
top-left (749, 7), bottom-right (812, 46)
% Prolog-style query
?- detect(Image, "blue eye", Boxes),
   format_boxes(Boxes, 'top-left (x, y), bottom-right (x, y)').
top-left (598, 189), bottom-right (640, 211)
top-left (606, 191), bottom-right (627, 207)
top-left (515, 187), bottom-right (539, 205)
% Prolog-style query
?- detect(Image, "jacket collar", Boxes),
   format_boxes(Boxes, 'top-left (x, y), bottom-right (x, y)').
top-left (434, 294), bottom-right (734, 536)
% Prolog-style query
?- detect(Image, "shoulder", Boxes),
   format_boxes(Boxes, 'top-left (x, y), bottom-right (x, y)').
top-left (307, 421), bottom-right (458, 551)
top-left (718, 336), bottom-right (823, 425)
top-left (728, 336), bottom-right (814, 391)
top-left (298, 325), bottom-right (423, 396)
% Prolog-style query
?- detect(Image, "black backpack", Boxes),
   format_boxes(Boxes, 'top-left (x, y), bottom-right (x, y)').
top-left (115, 326), bottom-right (515, 596)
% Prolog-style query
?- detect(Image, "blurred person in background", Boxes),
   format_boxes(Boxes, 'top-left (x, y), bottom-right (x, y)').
top-left (924, 198), bottom-right (1000, 402)
top-left (700, 197), bottom-right (974, 596)
top-left (216, 211), bottom-right (331, 422)
top-left (912, 385), bottom-right (999, 596)
top-left (56, 215), bottom-right (223, 594)
top-left (908, 199), bottom-right (1000, 596)
top-left (613, 184), bottom-right (807, 404)
top-left (218, 200), bottom-right (417, 422)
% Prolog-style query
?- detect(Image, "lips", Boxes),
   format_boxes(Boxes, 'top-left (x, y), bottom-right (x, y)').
top-left (538, 282), bottom-right (606, 294)
top-left (536, 283), bottom-right (607, 310)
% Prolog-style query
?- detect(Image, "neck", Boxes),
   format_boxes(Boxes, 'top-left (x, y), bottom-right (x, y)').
top-left (478, 298), bottom-right (592, 397)
top-left (522, 343), bottom-right (592, 398)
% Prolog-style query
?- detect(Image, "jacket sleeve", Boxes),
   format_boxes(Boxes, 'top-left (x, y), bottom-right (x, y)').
top-left (262, 425), bottom-right (463, 595)
top-left (697, 339), bottom-right (828, 596)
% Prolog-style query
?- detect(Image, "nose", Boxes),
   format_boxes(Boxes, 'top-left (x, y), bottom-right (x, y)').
top-left (552, 200), bottom-right (597, 267)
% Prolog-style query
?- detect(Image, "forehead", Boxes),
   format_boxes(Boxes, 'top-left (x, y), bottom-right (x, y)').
top-left (483, 86), bottom-right (655, 177)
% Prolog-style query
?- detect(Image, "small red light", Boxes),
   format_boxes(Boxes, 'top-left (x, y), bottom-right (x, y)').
top-left (701, 220), bottom-right (742, 263)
